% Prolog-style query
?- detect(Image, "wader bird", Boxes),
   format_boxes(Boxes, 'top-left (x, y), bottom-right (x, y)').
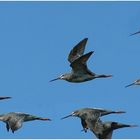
top-left (50, 38), bottom-right (112, 83)
top-left (125, 79), bottom-right (140, 88)
top-left (130, 30), bottom-right (140, 36)
top-left (91, 119), bottom-right (137, 139)
top-left (0, 96), bottom-right (11, 100)
top-left (0, 112), bottom-right (51, 133)
top-left (61, 108), bottom-right (125, 133)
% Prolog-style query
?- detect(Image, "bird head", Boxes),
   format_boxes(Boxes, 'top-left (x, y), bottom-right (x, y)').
top-left (50, 74), bottom-right (69, 82)
top-left (61, 110), bottom-right (80, 120)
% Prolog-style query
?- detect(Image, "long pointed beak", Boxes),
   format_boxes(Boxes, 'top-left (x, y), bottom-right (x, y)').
top-left (114, 111), bottom-right (126, 114)
top-left (125, 82), bottom-right (135, 88)
top-left (49, 77), bottom-right (60, 82)
top-left (61, 114), bottom-right (73, 120)
top-left (130, 31), bottom-right (140, 36)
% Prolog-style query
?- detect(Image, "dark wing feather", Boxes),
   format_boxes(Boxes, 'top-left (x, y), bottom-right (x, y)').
top-left (70, 51), bottom-right (94, 74)
top-left (68, 38), bottom-right (88, 63)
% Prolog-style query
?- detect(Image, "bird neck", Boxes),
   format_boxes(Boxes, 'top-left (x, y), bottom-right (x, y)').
top-left (63, 73), bottom-right (72, 81)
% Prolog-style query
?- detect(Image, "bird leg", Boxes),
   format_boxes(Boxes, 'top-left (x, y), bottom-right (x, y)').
top-left (6, 122), bottom-right (10, 132)
top-left (81, 127), bottom-right (88, 133)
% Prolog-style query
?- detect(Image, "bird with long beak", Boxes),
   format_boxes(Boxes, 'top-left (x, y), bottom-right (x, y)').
top-left (61, 108), bottom-right (125, 133)
top-left (92, 119), bottom-right (138, 139)
top-left (125, 79), bottom-right (140, 88)
top-left (50, 38), bottom-right (112, 83)
top-left (0, 96), bottom-right (11, 100)
top-left (0, 112), bottom-right (51, 133)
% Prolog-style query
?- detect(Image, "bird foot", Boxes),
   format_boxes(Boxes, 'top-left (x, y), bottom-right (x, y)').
top-left (81, 128), bottom-right (87, 133)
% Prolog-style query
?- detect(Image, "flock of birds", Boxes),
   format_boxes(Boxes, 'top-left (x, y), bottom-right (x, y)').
top-left (0, 30), bottom-right (140, 139)
top-left (61, 108), bottom-right (136, 139)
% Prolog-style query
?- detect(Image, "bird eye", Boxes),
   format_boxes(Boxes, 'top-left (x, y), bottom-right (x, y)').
top-left (72, 112), bottom-right (75, 115)
top-left (94, 112), bottom-right (100, 118)
top-left (112, 122), bottom-right (117, 126)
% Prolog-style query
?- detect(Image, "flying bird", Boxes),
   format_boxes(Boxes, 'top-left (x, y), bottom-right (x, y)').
top-left (0, 96), bottom-right (11, 100)
top-left (91, 119), bottom-right (138, 139)
top-left (130, 30), bottom-right (140, 36)
top-left (50, 38), bottom-right (112, 83)
top-left (0, 112), bottom-right (51, 133)
top-left (61, 108), bottom-right (125, 133)
top-left (125, 79), bottom-right (140, 88)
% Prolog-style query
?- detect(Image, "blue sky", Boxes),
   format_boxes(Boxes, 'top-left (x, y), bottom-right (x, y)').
top-left (0, 1), bottom-right (140, 139)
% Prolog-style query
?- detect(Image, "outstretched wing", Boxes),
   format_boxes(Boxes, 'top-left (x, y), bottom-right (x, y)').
top-left (68, 38), bottom-right (88, 63)
top-left (70, 51), bottom-right (94, 75)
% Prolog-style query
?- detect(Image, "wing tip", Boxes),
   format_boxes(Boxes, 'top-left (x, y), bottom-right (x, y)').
top-left (88, 51), bottom-right (94, 55)
top-left (81, 37), bottom-right (88, 44)
top-left (84, 37), bottom-right (88, 41)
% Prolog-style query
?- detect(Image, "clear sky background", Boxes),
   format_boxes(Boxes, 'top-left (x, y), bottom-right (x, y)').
top-left (0, 1), bottom-right (140, 139)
